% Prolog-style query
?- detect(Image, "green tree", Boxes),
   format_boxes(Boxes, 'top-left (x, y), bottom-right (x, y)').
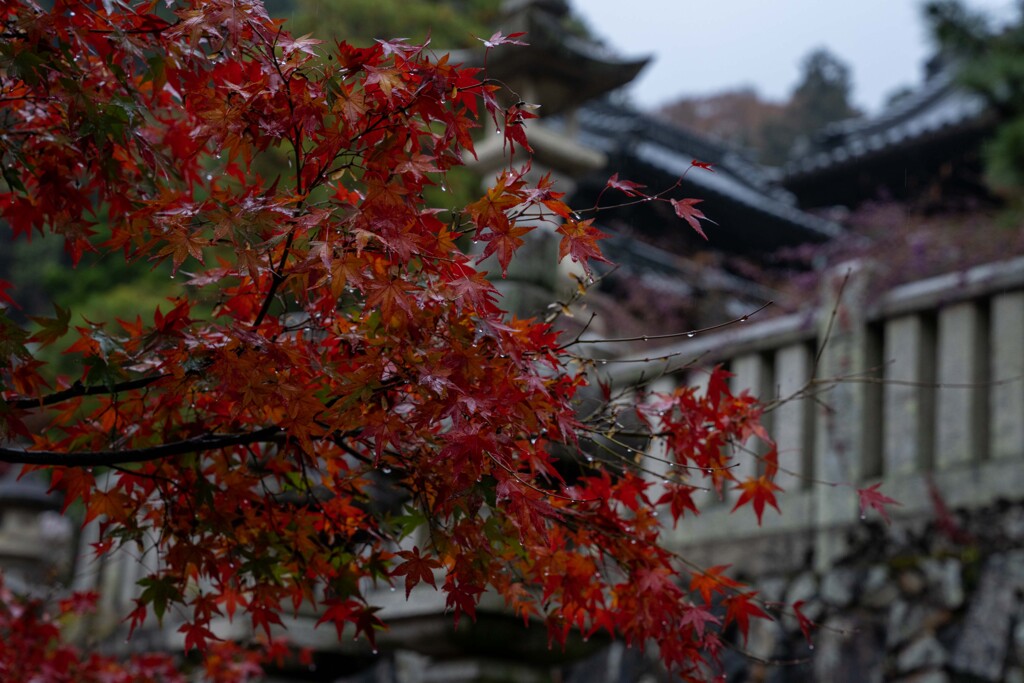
top-left (789, 47), bottom-right (860, 136)
top-left (281, 0), bottom-right (503, 47)
top-left (657, 48), bottom-right (860, 165)
top-left (925, 0), bottom-right (1024, 195)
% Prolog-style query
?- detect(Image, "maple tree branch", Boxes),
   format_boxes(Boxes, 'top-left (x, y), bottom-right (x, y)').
top-left (251, 43), bottom-right (304, 331)
top-left (559, 302), bottom-right (773, 349)
top-left (587, 167), bottom-right (695, 214)
top-left (251, 230), bottom-right (296, 328)
top-left (5, 374), bottom-right (170, 410)
top-left (812, 268), bottom-right (851, 376)
top-left (0, 427), bottom-right (284, 468)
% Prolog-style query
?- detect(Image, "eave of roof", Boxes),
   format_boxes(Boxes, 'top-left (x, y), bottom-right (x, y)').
top-left (449, 6), bottom-right (650, 117)
top-left (572, 101), bottom-right (842, 244)
top-left (784, 68), bottom-right (993, 180)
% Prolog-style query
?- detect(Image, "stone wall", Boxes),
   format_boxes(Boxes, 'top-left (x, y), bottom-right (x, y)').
top-left (250, 498), bottom-right (1024, 682)
top-left (723, 498), bottom-right (1024, 683)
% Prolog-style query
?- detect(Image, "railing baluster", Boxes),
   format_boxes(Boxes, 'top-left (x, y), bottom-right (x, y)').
top-left (814, 262), bottom-right (878, 568)
top-left (730, 352), bottom-right (774, 491)
top-left (773, 343), bottom-right (814, 490)
top-left (936, 301), bottom-right (989, 469)
top-left (643, 377), bottom-right (676, 505)
top-left (990, 292), bottom-right (1024, 461)
top-left (883, 314), bottom-right (936, 476)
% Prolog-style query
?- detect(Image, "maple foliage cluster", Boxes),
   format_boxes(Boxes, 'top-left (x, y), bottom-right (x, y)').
top-left (0, 0), bottom-right (831, 678)
top-left (0, 573), bottom-right (270, 682)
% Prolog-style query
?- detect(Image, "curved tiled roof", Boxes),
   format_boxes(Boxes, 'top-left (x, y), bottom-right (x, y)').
top-left (449, 1), bottom-right (651, 117)
top-left (572, 99), bottom-right (842, 245)
top-left (784, 68), bottom-right (991, 179)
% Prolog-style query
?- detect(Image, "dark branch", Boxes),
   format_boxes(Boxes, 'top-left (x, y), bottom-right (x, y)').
top-left (6, 374), bottom-right (170, 410)
top-left (558, 301), bottom-right (773, 349)
top-left (0, 427), bottom-right (284, 468)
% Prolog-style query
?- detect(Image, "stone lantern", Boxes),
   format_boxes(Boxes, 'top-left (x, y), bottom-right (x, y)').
top-left (0, 468), bottom-right (75, 592)
top-left (465, 0), bottom-right (650, 315)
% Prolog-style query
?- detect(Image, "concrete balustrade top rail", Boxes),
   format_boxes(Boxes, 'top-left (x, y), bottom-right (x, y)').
top-left (596, 257), bottom-right (1024, 572)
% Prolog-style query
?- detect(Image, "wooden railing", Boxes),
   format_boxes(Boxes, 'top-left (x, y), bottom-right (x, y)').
top-left (607, 257), bottom-right (1024, 572)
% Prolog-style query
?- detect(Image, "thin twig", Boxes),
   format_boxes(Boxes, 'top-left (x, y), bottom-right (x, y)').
top-left (561, 301), bottom-right (772, 349)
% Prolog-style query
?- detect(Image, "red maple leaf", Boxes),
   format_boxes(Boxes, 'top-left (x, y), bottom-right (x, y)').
top-left (656, 486), bottom-right (700, 526)
top-left (731, 475), bottom-right (783, 525)
top-left (556, 218), bottom-right (610, 274)
top-left (723, 593), bottom-right (770, 644)
top-left (477, 30), bottom-right (528, 48)
top-left (0, 280), bottom-right (18, 309)
top-left (605, 172), bottom-right (646, 197)
top-left (178, 621), bottom-right (219, 653)
top-left (792, 600), bottom-right (816, 646)
top-left (391, 547), bottom-right (443, 599)
top-left (857, 483), bottom-right (901, 524)
top-left (671, 198), bottom-right (716, 240)
top-left (679, 604), bottom-right (720, 640)
top-left (690, 565), bottom-right (740, 604)
top-left (315, 599), bottom-right (361, 639)
top-left (476, 219), bottom-right (533, 278)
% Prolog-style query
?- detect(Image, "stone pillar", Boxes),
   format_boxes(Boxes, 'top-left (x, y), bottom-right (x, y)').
top-left (730, 352), bottom-right (774, 493)
top-left (813, 261), bottom-right (880, 570)
top-left (773, 343), bottom-right (815, 491)
top-left (882, 314), bottom-right (936, 476)
top-left (990, 292), bottom-right (1024, 461)
top-left (470, 125), bottom-right (607, 318)
top-left (643, 377), bottom-right (677, 507)
top-left (935, 301), bottom-right (989, 469)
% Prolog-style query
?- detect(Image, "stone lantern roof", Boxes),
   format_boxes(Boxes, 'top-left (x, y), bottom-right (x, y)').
top-left (478, 0), bottom-right (651, 116)
top-left (460, 0), bottom-right (651, 187)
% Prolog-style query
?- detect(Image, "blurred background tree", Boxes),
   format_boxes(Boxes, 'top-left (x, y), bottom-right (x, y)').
top-left (268, 0), bottom-right (502, 47)
top-left (925, 0), bottom-right (1024, 197)
top-left (789, 48), bottom-right (860, 134)
top-left (657, 46), bottom-right (860, 165)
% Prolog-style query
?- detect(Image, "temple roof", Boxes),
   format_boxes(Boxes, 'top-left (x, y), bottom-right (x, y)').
top-left (566, 99), bottom-right (842, 252)
top-left (784, 67), bottom-right (994, 191)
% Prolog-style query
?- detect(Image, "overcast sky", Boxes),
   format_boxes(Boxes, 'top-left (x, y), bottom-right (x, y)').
top-left (578, 0), bottom-right (1016, 114)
